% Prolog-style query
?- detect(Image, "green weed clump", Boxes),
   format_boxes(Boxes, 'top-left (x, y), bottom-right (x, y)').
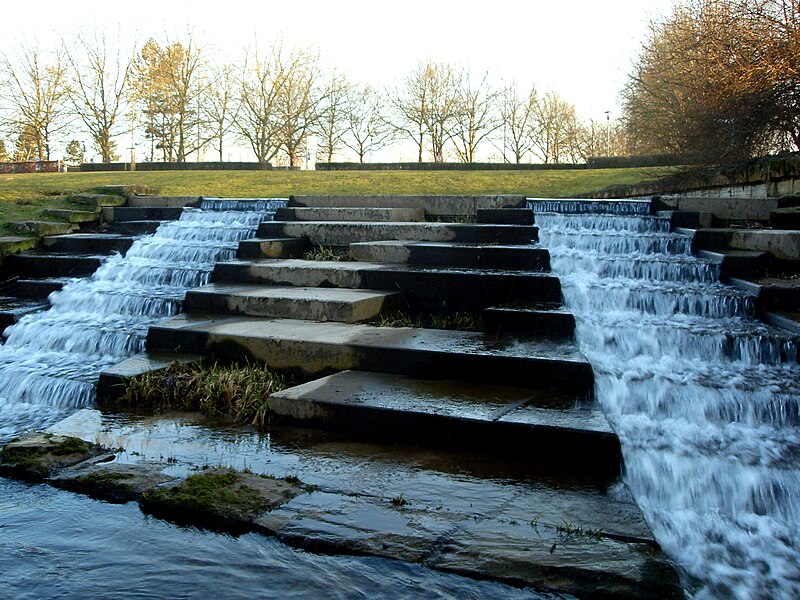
top-left (302, 244), bottom-right (352, 261)
top-left (121, 360), bottom-right (287, 426)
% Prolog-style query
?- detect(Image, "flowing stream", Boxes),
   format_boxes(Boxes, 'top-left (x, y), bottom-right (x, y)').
top-left (0, 198), bottom-right (285, 442)
top-left (531, 199), bottom-right (800, 599)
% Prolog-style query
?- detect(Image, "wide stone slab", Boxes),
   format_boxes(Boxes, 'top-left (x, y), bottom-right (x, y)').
top-left (102, 206), bottom-right (184, 222)
top-left (127, 195), bottom-right (201, 208)
top-left (43, 208), bottom-right (98, 223)
top-left (147, 314), bottom-right (593, 390)
top-left (483, 304), bottom-right (576, 339)
top-left (5, 253), bottom-right (104, 277)
top-left (10, 220), bottom-right (74, 236)
top-left (349, 240), bottom-right (550, 270)
top-left (289, 194), bottom-right (527, 216)
top-left (654, 195), bottom-right (780, 221)
top-left (184, 283), bottom-right (401, 323)
top-left (212, 259), bottom-right (563, 309)
top-left (0, 296), bottom-right (49, 330)
top-left (681, 227), bottom-right (800, 260)
top-left (236, 237), bottom-right (309, 259)
top-left (0, 236), bottom-right (38, 254)
top-left (257, 221), bottom-right (537, 246)
top-left (105, 220), bottom-right (163, 235)
top-left (276, 207), bottom-right (425, 222)
top-left (269, 370), bottom-right (618, 473)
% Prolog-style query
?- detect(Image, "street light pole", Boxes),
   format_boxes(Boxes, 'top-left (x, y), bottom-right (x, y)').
top-left (604, 110), bottom-right (611, 156)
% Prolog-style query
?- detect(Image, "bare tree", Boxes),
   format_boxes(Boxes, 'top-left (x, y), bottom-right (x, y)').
top-left (272, 46), bottom-right (324, 167)
top-left (343, 85), bottom-right (394, 162)
top-left (204, 62), bottom-right (239, 161)
top-left (387, 65), bottom-right (428, 162)
top-left (451, 70), bottom-right (501, 163)
top-left (66, 30), bottom-right (132, 162)
top-left (420, 61), bottom-right (459, 160)
top-left (316, 71), bottom-right (352, 163)
top-left (235, 46), bottom-right (283, 164)
top-left (531, 90), bottom-right (578, 164)
top-left (0, 42), bottom-right (70, 161)
top-left (498, 83), bottom-right (537, 163)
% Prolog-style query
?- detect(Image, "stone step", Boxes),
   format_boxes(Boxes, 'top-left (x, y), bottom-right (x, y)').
top-left (697, 248), bottom-right (769, 279)
top-left (656, 210), bottom-right (715, 229)
top-left (104, 220), bottom-right (163, 235)
top-left (764, 309), bottom-right (800, 334)
top-left (288, 194), bottom-right (527, 216)
top-left (275, 207), bottom-right (425, 222)
top-left (126, 195), bottom-right (201, 208)
top-left (258, 221), bottom-right (537, 246)
top-left (10, 221), bottom-right (74, 236)
top-left (43, 208), bottom-right (99, 223)
top-left (476, 208), bottom-right (534, 225)
top-left (0, 296), bottom-right (49, 331)
top-left (184, 283), bottom-right (401, 323)
top-left (0, 236), bottom-right (38, 255)
top-left (349, 240), bottom-right (550, 270)
top-left (654, 196), bottom-right (781, 221)
top-left (269, 370), bottom-right (619, 475)
top-left (147, 314), bottom-right (593, 391)
top-left (5, 253), bottom-right (104, 278)
top-left (42, 233), bottom-right (134, 255)
top-left (13, 277), bottom-right (70, 299)
top-left (102, 206), bottom-right (184, 222)
top-left (93, 184), bottom-right (160, 197)
top-left (729, 276), bottom-right (800, 312)
top-left (484, 304), bottom-right (576, 339)
top-left (679, 227), bottom-right (800, 261)
top-left (213, 259), bottom-right (562, 309)
top-left (96, 350), bottom-right (203, 400)
top-left (236, 237), bottom-right (309, 259)
top-left (71, 193), bottom-right (127, 209)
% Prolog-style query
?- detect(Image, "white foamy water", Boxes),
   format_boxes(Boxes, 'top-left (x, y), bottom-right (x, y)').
top-left (0, 199), bottom-right (285, 441)
top-left (531, 200), bottom-right (800, 600)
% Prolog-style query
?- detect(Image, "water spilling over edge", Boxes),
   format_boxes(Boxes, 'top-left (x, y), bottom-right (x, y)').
top-left (531, 199), bottom-right (800, 600)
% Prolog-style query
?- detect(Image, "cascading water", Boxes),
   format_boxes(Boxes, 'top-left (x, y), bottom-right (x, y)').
top-left (531, 199), bottom-right (800, 599)
top-left (0, 198), bottom-right (286, 443)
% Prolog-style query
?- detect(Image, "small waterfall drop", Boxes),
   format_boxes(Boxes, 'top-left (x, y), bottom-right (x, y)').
top-left (531, 199), bottom-right (800, 600)
top-left (0, 198), bottom-right (286, 442)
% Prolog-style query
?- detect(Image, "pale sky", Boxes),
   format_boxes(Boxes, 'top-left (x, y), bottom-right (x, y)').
top-left (0, 0), bottom-right (675, 160)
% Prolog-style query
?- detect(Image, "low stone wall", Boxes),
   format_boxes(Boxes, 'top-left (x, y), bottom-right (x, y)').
top-left (0, 161), bottom-right (64, 174)
top-left (79, 161), bottom-right (275, 172)
top-left (315, 162), bottom-right (586, 171)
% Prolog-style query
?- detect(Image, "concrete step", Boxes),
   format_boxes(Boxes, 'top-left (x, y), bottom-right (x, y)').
top-left (104, 220), bottom-right (162, 235)
top-left (10, 221), bottom-right (74, 236)
top-left (288, 194), bottom-right (527, 216)
top-left (147, 314), bottom-right (593, 391)
top-left (269, 370), bottom-right (618, 475)
top-left (476, 208), bottom-right (534, 225)
top-left (96, 350), bottom-right (203, 400)
top-left (184, 283), bottom-right (401, 323)
top-left (94, 184), bottom-right (160, 197)
top-left (656, 210), bottom-right (715, 229)
top-left (13, 277), bottom-right (71, 299)
top-left (126, 196), bottom-right (201, 208)
top-left (5, 253), bottom-right (104, 278)
top-left (697, 249), bottom-right (769, 279)
top-left (258, 221), bottom-right (537, 246)
top-left (484, 304), bottom-right (576, 339)
top-left (43, 208), bottom-right (99, 223)
top-left (0, 296), bottom-right (49, 331)
top-left (42, 233), bottom-right (134, 255)
top-left (71, 193), bottom-right (127, 209)
top-left (729, 276), bottom-right (800, 312)
top-left (679, 227), bottom-right (800, 261)
top-left (212, 259), bottom-right (563, 309)
top-left (350, 240), bottom-right (550, 270)
top-left (236, 237), bottom-right (309, 259)
top-left (654, 196), bottom-right (780, 221)
top-left (276, 207), bottom-right (425, 222)
top-left (764, 309), bottom-right (800, 334)
top-left (0, 236), bottom-right (38, 255)
top-left (102, 206), bottom-right (184, 222)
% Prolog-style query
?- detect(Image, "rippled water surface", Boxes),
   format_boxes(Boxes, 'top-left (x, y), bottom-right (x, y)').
top-left (532, 200), bottom-right (800, 600)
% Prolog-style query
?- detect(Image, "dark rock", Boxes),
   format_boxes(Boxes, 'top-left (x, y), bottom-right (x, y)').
top-left (51, 461), bottom-right (174, 503)
top-left (0, 433), bottom-right (108, 481)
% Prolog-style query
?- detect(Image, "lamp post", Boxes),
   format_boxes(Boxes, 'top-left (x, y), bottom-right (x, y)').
top-left (604, 110), bottom-right (611, 156)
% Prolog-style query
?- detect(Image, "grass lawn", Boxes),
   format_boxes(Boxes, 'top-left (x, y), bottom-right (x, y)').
top-left (0, 167), bottom-right (672, 232)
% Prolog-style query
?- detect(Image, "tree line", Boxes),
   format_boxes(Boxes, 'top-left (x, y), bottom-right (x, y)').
top-left (622, 0), bottom-right (800, 164)
top-left (0, 32), bottom-right (623, 166)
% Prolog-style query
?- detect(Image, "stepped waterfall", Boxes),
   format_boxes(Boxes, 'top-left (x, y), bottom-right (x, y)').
top-left (532, 200), bottom-right (800, 599)
top-left (0, 199), bottom-right (285, 442)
